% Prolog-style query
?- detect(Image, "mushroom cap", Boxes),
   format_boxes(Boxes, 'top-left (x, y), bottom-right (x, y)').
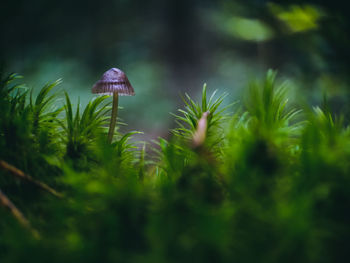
top-left (92, 68), bottom-right (135, 96)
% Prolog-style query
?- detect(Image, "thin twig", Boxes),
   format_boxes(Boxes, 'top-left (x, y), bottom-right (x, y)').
top-left (0, 160), bottom-right (62, 198)
top-left (0, 188), bottom-right (40, 238)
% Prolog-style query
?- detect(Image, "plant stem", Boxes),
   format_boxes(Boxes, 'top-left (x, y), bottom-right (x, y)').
top-left (108, 92), bottom-right (119, 143)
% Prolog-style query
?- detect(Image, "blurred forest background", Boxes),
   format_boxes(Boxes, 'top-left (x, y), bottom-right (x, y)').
top-left (1, 0), bottom-right (350, 139)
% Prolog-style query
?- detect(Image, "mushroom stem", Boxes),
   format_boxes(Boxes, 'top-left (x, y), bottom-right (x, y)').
top-left (108, 92), bottom-right (119, 143)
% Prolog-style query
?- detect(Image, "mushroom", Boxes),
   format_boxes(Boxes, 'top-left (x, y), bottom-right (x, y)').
top-left (92, 68), bottom-right (135, 143)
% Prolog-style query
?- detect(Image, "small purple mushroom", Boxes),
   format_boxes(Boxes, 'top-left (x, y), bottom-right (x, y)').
top-left (92, 68), bottom-right (135, 143)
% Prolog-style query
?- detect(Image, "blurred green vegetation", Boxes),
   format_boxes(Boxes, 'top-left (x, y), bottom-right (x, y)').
top-left (1, 69), bottom-right (349, 262)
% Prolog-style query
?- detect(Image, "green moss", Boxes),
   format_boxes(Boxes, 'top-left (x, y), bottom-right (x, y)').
top-left (0, 70), bottom-right (349, 263)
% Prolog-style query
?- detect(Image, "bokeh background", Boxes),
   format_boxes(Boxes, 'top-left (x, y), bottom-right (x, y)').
top-left (1, 0), bottom-right (350, 140)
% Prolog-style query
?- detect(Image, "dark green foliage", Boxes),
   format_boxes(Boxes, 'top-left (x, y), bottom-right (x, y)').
top-left (1, 70), bottom-right (350, 263)
top-left (58, 93), bottom-right (111, 169)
